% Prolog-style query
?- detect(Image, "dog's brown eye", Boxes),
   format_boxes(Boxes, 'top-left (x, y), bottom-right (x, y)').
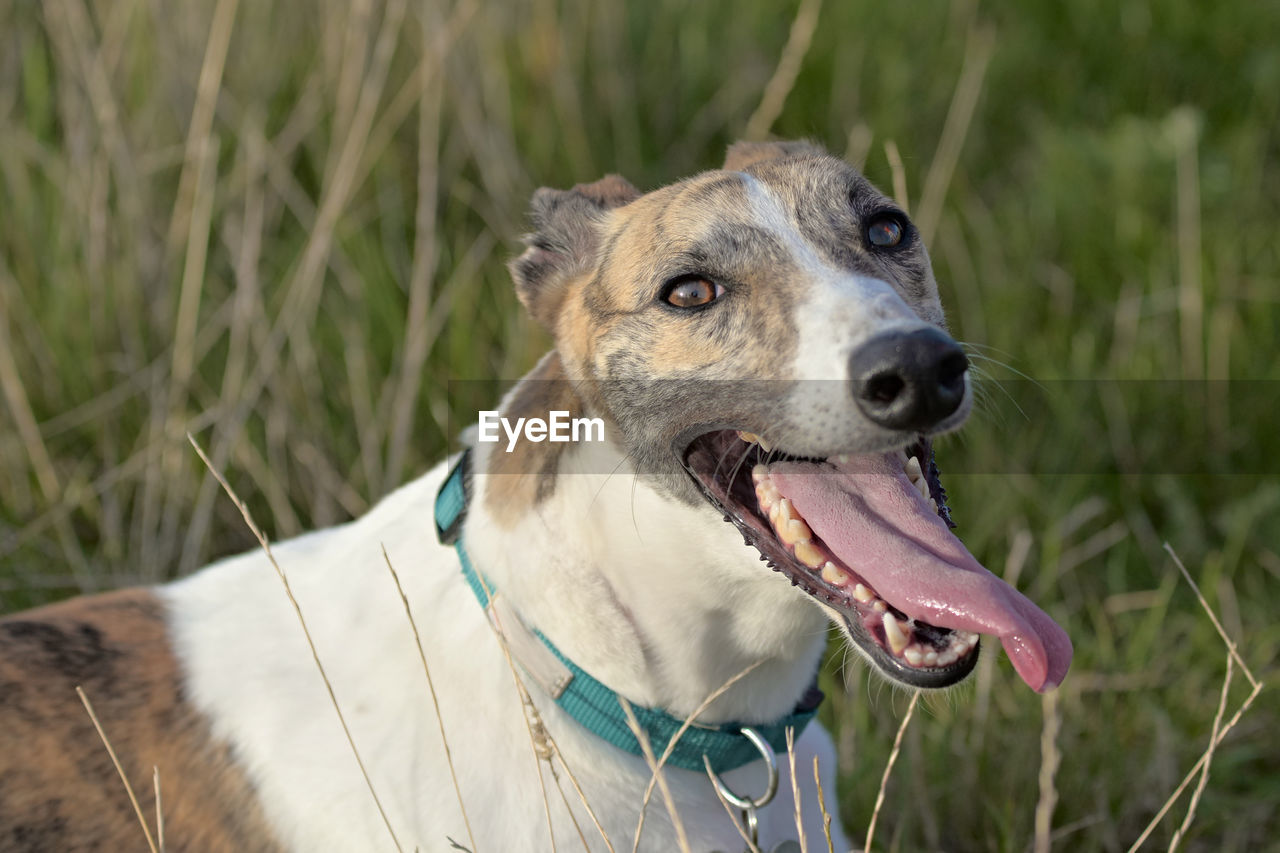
top-left (664, 277), bottom-right (723, 308)
top-left (867, 214), bottom-right (905, 248)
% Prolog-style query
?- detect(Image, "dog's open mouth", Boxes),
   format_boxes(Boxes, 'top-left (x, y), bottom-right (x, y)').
top-left (682, 430), bottom-right (1072, 692)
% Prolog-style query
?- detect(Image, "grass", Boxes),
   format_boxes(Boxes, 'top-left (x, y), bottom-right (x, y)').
top-left (1, 0), bottom-right (1277, 849)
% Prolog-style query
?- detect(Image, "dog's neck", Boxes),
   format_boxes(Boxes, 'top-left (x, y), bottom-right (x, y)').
top-left (464, 433), bottom-right (829, 725)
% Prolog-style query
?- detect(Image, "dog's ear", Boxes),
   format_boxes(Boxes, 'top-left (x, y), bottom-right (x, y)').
top-left (509, 174), bottom-right (640, 330)
top-left (723, 139), bottom-right (827, 171)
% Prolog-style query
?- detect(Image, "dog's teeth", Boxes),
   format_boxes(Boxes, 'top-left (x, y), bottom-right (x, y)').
top-left (739, 431), bottom-right (760, 445)
top-left (780, 518), bottom-right (812, 546)
top-left (853, 583), bottom-right (874, 603)
top-left (923, 649), bottom-right (939, 667)
top-left (752, 464), bottom-right (769, 482)
top-left (904, 646), bottom-right (924, 666)
top-left (758, 436), bottom-right (773, 452)
top-left (915, 477), bottom-right (931, 499)
top-left (905, 456), bottom-right (923, 484)
top-left (820, 562), bottom-right (850, 587)
top-left (873, 600), bottom-right (887, 613)
top-left (883, 613), bottom-right (910, 655)
top-left (937, 649), bottom-right (959, 667)
top-left (794, 541), bottom-right (824, 569)
top-left (928, 497), bottom-right (938, 513)
top-left (756, 481), bottom-right (781, 508)
top-left (776, 498), bottom-right (795, 522)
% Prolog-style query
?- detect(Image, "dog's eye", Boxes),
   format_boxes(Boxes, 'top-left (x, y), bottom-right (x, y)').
top-left (867, 213), bottom-right (906, 248)
top-left (662, 276), bottom-right (724, 309)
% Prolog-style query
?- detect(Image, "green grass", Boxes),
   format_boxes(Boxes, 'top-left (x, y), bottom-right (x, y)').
top-left (1, 0), bottom-right (1276, 849)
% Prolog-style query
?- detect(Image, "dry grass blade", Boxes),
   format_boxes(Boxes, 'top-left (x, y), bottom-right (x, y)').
top-left (469, 571), bottom-right (560, 853)
top-left (161, 134), bottom-right (220, 567)
top-left (220, 0), bottom-right (477, 462)
top-left (844, 122), bottom-right (874, 172)
top-left (1033, 688), bottom-right (1061, 853)
top-left (382, 0), bottom-right (443, 494)
top-left (165, 0), bottom-right (240, 256)
top-left (42, 0), bottom-right (139, 219)
top-left (168, 134), bottom-right (219, 403)
top-left (618, 697), bottom-right (693, 853)
top-left (0, 271), bottom-right (92, 583)
top-left (75, 686), bottom-right (159, 853)
top-left (1123, 545), bottom-right (1266, 852)
top-left (1125, 678), bottom-right (1261, 853)
top-left (786, 726), bottom-right (807, 853)
top-left (231, 0), bottom-right (409, 426)
top-left (550, 745), bottom-right (616, 853)
top-left (0, 284), bottom-right (61, 501)
top-left (471, 563), bottom-right (622, 853)
top-left (743, 0), bottom-right (823, 140)
top-left (547, 762), bottom-right (594, 853)
top-left (883, 140), bottom-right (909, 213)
top-left (915, 23), bottom-right (996, 244)
top-left (864, 690), bottom-right (920, 853)
top-left (1168, 654), bottom-right (1233, 852)
top-left (703, 755), bottom-right (761, 853)
top-left (382, 545), bottom-right (477, 852)
top-left (630, 660), bottom-right (763, 852)
top-left (153, 766), bottom-right (166, 853)
top-left (186, 434), bottom-right (405, 853)
top-left (812, 756), bottom-right (835, 853)
top-left (1162, 543), bottom-right (1259, 690)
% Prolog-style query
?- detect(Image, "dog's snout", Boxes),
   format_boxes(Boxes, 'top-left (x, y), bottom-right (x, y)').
top-left (850, 328), bottom-right (968, 432)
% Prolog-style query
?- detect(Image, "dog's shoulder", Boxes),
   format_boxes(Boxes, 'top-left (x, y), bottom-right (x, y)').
top-left (0, 589), bottom-right (285, 851)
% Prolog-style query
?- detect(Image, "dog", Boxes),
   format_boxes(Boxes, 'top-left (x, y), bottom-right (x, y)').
top-left (0, 140), bottom-right (1072, 852)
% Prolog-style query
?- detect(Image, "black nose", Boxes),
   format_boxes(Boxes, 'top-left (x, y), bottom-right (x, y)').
top-left (849, 327), bottom-right (969, 432)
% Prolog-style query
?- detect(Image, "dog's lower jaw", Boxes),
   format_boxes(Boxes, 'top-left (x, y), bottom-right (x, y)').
top-left (466, 438), bottom-right (832, 725)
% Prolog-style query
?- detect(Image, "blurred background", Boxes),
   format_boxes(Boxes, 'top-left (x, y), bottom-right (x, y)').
top-left (0, 0), bottom-right (1276, 849)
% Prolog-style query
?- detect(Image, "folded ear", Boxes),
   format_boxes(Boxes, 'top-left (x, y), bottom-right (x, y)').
top-left (509, 174), bottom-right (640, 330)
top-left (723, 139), bottom-right (827, 172)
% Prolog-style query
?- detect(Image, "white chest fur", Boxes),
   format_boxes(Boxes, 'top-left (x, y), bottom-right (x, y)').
top-left (163, 461), bottom-right (847, 851)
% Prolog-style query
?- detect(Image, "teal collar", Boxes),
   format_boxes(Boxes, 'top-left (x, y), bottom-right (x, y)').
top-left (433, 448), bottom-right (822, 774)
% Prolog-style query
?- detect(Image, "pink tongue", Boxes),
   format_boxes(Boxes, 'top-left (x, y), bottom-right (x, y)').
top-left (769, 454), bottom-right (1072, 692)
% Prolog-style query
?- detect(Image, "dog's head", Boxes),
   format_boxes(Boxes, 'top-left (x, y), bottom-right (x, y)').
top-left (506, 140), bottom-right (1071, 693)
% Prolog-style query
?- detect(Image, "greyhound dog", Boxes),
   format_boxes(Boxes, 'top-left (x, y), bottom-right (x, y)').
top-left (0, 140), bottom-right (1071, 852)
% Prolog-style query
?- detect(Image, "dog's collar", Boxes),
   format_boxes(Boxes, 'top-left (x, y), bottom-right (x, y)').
top-left (433, 448), bottom-right (823, 774)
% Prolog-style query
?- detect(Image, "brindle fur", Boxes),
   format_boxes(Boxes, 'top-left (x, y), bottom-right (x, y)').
top-left (0, 591), bottom-right (282, 852)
